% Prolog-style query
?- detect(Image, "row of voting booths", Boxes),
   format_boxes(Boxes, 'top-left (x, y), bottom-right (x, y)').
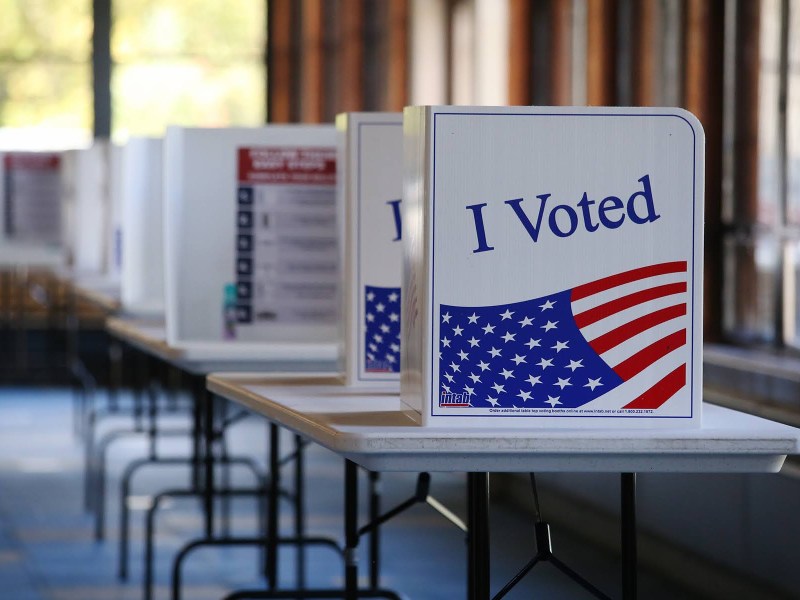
top-left (1, 106), bottom-right (799, 600)
top-left (0, 150), bottom-right (80, 382)
top-left (1, 108), bottom-right (702, 421)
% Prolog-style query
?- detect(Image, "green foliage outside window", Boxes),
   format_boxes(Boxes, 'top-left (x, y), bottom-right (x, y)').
top-left (113, 0), bottom-right (265, 137)
top-left (0, 0), bottom-right (91, 130)
top-left (0, 0), bottom-right (265, 139)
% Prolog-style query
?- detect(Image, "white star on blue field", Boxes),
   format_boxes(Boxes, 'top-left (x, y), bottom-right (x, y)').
top-left (365, 286), bottom-right (401, 372)
top-left (437, 290), bottom-right (622, 409)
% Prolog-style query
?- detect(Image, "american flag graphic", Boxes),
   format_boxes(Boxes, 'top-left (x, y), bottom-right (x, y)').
top-left (437, 261), bottom-right (688, 411)
top-left (365, 286), bottom-right (401, 373)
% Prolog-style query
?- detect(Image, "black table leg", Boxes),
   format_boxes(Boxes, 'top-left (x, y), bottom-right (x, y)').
top-left (191, 379), bottom-right (202, 492)
top-left (621, 472), bottom-right (637, 600)
top-left (368, 471), bottom-right (380, 589)
top-left (267, 423), bottom-right (280, 588)
top-left (467, 472), bottom-right (490, 600)
top-left (344, 460), bottom-right (359, 600)
top-left (202, 382), bottom-right (215, 538)
top-left (294, 435), bottom-right (306, 590)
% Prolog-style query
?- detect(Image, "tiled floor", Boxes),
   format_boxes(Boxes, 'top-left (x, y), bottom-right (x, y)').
top-left (0, 385), bottom-right (700, 599)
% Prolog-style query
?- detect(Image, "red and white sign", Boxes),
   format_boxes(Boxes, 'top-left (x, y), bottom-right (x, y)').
top-left (238, 147), bottom-right (336, 186)
top-left (3, 151), bottom-right (62, 244)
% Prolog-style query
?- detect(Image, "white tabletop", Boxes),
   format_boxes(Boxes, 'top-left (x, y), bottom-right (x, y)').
top-left (206, 375), bottom-right (800, 474)
top-left (106, 316), bottom-right (339, 376)
top-left (0, 242), bottom-right (64, 268)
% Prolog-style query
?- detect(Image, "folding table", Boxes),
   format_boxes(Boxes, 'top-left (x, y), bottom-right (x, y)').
top-left (106, 316), bottom-right (337, 600)
top-left (206, 376), bottom-right (800, 600)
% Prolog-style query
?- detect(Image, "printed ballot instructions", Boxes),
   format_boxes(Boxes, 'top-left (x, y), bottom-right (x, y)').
top-left (402, 106), bottom-right (704, 428)
top-left (163, 126), bottom-right (338, 346)
top-left (2, 152), bottom-right (62, 245)
top-left (234, 147), bottom-right (339, 331)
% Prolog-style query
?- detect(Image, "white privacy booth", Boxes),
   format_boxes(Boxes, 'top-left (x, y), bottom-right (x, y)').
top-left (0, 150), bottom-right (65, 268)
top-left (337, 112), bottom-right (404, 388)
top-left (58, 140), bottom-right (126, 310)
top-left (162, 125), bottom-right (341, 363)
top-left (401, 106), bottom-right (704, 429)
top-left (104, 143), bottom-right (124, 284)
top-left (61, 141), bottom-right (119, 278)
top-left (120, 137), bottom-right (165, 316)
top-left (203, 112), bottom-right (405, 386)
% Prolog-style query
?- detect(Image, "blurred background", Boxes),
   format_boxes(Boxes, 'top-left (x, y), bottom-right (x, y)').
top-left (2, 0), bottom-right (799, 348)
top-left (2, 1), bottom-right (800, 599)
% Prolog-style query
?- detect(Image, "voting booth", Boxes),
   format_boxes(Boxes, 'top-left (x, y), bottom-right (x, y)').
top-left (163, 126), bottom-right (339, 360)
top-left (1, 151), bottom-right (63, 246)
top-left (104, 144), bottom-right (124, 283)
top-left (61, 142), bottom-right (112, 275)
top-left (0, 151), bottom-right (65, 266)
top-left (120, 137), bottom-right (165, 316)
top-left (401, 106), bottom-right (704, 428)
top-left (337, 113), bottom-right (404, 388)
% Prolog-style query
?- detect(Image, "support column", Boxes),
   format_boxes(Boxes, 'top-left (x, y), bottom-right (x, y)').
top-left (92, 0), bottom-right (112, 138)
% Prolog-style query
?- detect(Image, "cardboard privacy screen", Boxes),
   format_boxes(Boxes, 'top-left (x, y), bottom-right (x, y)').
top-left (402, 106), bottom-right (704, 428)
top-left (105, 144), bottom-right (124, 282)
top-left (163, 126), bottom-right (339, 348)
top-left (120, 137), bottom-right (164, 315)
top-left (1, 151), bottom-right (62, 246)
top-left (62, 143), bottom-right (111, 274)
top-left (337, 113), bottom-right (403, 387)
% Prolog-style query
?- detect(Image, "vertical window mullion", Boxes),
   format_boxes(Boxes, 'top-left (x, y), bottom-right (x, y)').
top-left (92, 0), bottom-right (112, 139)
top-left (777, 0), bottom-right (791, 344)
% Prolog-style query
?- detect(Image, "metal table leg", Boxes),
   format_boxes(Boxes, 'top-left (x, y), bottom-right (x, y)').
top-left (621, 472), bottom-right (637, 600)
top-left (294, 434), bottom-right (306, 590)
top-left (344, 460), bottom-right (359, 600)
top-left (368, 471), bottom-right (380, 589)
top-left (202, 382), bottom-right (215, 539)
top-left (267, 423), bottom-right (280, 588)
top-left (467, 472), bottom-right (490, 600)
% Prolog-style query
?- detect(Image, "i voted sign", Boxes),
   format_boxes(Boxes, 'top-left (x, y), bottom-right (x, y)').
top-left (401, 106), bottom-right (704, 428)
top-left (337, 112), bottom-right (403, 387)
top-left (466, 174), bottom-right (660, 252)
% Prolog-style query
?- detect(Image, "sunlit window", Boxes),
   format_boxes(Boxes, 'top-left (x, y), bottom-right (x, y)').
top-left (112, 0), bottom-right (266, 138)
top-left (723, 0), bottom-right (800, 348)
top-left (0, 0), bottom-right (92, 146)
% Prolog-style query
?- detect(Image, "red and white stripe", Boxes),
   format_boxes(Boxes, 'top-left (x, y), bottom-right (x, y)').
top-left (570, 261), bottom-right (688, 410)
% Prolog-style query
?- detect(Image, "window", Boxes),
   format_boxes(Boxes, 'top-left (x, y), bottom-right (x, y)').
top-left (0, 0), bottom-right (92, 148)
top-left (408, 0), bottom-right (509, 106)
top-left (112, 0), bottom-right (266, 138)
top-left (0, 0), bottom-right (266, 144)
top-left (722, 0), bottom-right (800, 348)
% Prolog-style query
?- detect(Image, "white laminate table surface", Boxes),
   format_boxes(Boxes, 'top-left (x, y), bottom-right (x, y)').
top-left (106, 316), bottom-right (339, 376)
top-left (0, 243), bottom-right (64, 268)
top-left (207, 375), bottom-right (800, 474)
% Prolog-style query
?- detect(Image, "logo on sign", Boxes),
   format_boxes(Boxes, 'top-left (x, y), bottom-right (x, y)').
top-left (440, 391), bottom-right (471, 407)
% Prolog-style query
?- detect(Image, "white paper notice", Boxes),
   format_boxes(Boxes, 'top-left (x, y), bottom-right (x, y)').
top-left (3, 152), bottom-right (62, 244)
top-left (235, 146), bottom-right (338, 327)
